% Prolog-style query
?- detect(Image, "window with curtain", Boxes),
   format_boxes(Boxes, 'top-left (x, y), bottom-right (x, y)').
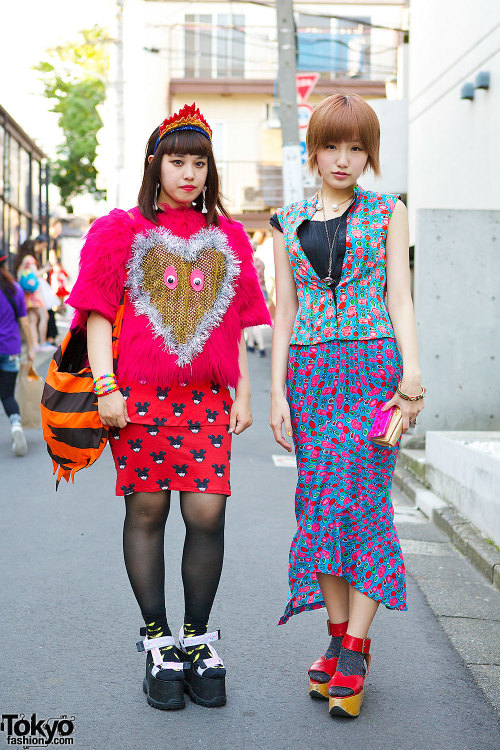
top-left (297, 14), bottom-right (371, 78)
top-left (184, 14), bottom-right (245, 78)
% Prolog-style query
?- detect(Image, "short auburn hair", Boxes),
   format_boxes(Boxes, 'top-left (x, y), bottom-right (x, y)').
top-left (306, 93), bottom-right (381, 176)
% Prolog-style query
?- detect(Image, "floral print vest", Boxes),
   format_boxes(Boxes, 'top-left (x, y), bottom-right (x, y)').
top-left (274, 185), bottom-right (399, 344)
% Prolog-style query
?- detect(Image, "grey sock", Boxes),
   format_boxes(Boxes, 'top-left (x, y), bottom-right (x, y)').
top-left (9, 414), bottom-right (22, 426)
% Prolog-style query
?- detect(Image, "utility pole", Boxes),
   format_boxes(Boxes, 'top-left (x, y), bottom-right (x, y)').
top-left (276, 0), bottom-right (304, 205)
top-left (116, 0), bottom-right (125, 208)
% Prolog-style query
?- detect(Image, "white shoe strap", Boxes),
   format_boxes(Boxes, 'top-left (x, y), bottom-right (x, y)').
top-left (180, 629), bottom-right (220, 647)
top-left (142, 635), bottom-right (175, 651)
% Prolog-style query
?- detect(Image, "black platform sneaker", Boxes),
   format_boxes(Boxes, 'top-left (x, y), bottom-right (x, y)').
top-left (137, 627), bottom-right (190, 710)
top-left (178, 627), bottom-right (226, 708)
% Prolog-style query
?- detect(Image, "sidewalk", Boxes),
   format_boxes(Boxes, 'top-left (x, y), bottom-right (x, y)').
top-left (1, 332), bottom-right (499, 750)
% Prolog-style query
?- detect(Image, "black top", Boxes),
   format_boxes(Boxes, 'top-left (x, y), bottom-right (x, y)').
top-left (270, 211), bottom-right (348, 289)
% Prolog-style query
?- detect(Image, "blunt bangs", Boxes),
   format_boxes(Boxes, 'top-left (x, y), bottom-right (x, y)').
top-left (157, 129), bottom-right (211, 158)
top-left (306, 93), bottom-right (381, 176)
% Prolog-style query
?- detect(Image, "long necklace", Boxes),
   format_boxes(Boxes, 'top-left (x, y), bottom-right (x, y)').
top-left (321, 192), bottom-right (353, 285)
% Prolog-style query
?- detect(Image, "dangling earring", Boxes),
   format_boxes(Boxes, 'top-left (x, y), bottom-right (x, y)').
top-left (202, 186), bottom-right (207, 214)
top-left (154, 183), bottom-right (160, 211)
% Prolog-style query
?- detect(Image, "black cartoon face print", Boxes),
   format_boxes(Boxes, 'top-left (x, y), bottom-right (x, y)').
top-left (167, 435), bottom-right (184, 449)
top-left (150, 450), bottom-right (166, 464)
top-left (210, 381), bottom-right (220, 395)
top-left (120, 386), bottom-right (131, 400)
top-left (128, 438), bottom-right (143, 453)
top-left (227, 449), bottom-right (231, 461)
top-left (208, 434), bottom-right (223, 448)
top-left (121, 483), bottom-right (135, 495)
top-left (117, 455), bottom-right (127, 470)
top-left (206, 409), bottom-right (218, 423)
top-left (172, 402), bottom-right (186, 417)
top-left (156, 478), bottom-right (171, 491)
top-left (153, 417), bottom-right (168, 427)
top-left (134, 467), bottom-right (150, 481)
top-left (212, 463), bottom-right (226, 478)
top-left (187, 420), bottom-right (201, 434)
top-left (222, 400), bottom-right (230, 415)
top-left (174, 464), bottom-right (188, 477)
top-left (194, 478), bottom-right (209, 492)
top-left (190, 448), bottom-right (206, 463)
top-left (110, 427), bottom-right (121, 441)
top-left (156, 386), bottom-right (171, 401)
top-left (192, 390), bottom-right (204, 405)
top-left (135, 402), bottom-right (151, 417)
top-left (145, 425), bottom-right (159, 436)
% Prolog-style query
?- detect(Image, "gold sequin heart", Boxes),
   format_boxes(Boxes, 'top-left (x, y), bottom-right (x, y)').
top-left (141, 246), bottom-right (226, 344)
top-left (127, 227), bottom-right (240, 366)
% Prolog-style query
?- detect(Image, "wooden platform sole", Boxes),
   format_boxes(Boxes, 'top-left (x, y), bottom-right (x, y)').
top-left (328, 688), bottom-right (364, 718)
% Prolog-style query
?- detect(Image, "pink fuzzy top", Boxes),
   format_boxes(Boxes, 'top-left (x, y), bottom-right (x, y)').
top-left (67, 205), bottom-right (271, 387)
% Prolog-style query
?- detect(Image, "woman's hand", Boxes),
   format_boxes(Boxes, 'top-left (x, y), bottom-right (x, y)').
top-left (382, 381), bottom-right (425, 434)
top-left (270, 392), bottom-right (293, 452)
top-left (229, 395), bottom-right (253, 435)
top-left (97, 390), bottom-right (130, 429)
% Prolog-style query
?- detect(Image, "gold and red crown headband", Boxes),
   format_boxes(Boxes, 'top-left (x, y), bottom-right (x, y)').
top-left (153, 103), bottom-right (212, 154)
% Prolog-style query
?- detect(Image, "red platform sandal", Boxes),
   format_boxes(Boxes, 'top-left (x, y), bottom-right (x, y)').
top-left (308, 620), bottom-right (348, 699)
top-left (328, 634), bottom-right (371, 718)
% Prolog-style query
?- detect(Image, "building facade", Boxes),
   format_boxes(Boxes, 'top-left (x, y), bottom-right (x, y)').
top-left (99, 0), bottom-right (408, 226)
top-left (0, 104), bottom-right (49, 271)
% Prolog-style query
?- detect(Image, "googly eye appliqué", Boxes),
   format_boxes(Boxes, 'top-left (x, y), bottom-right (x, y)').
top-left (164, 265), bottom-right (178, 290)
top-left (190, 268), bottom-right (205, 291)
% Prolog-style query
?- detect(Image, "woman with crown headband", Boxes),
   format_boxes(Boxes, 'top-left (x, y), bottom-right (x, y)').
top-left (67, 104), bottom-right (271, 710)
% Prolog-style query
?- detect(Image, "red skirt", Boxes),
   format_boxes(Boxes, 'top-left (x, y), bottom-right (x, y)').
top-left (110, 379), bottom-right (232, 496)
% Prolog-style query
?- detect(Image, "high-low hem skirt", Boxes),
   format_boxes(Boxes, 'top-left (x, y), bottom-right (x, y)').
top-left (279, 338), bottom-right (407, 625)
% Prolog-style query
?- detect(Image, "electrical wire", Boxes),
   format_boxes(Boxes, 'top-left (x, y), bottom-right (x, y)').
top-left (409, 44), bottom-right (500, 122)
top-left (410, 21), bottom-right (500, 103)
top-left (226, 0), bottom-right (407, 33)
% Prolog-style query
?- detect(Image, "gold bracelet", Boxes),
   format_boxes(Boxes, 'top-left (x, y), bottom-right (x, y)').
top-left (396, 382), bottom-right (427, 402)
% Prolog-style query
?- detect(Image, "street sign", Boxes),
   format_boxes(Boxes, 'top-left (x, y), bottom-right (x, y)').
top-left (296, 72), bottom-right (320, 103)
top-left (297, 103), bottom-right (313, 165)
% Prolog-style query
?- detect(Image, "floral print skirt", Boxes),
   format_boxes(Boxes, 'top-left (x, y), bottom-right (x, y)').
top-left (279, 338), bottom-right (407, 625)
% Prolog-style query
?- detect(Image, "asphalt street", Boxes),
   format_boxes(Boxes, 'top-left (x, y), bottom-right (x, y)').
top-left (1, 341), bottom-right (499, 750)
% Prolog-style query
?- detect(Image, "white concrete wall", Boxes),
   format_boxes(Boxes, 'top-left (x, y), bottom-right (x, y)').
top-left (408, 0), bottom-right (500, 244)
top-left (359, 97), bottom-right (408, 195)
top-left (414, 208), bottom-right (500, 432)
top-left (426, 432), bottom-right (500, 548)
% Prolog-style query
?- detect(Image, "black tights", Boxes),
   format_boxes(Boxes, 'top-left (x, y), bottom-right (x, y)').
top-left (0, 370), bottom-right (19, 418)
top-left (123, 490), bottom-right (226, 623)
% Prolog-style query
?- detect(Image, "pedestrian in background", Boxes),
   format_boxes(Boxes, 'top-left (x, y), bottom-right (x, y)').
top-left (16, 241), bottom-right (56, 352)
top-left (270, 93), bottom-right (425, 718)
top-left (66, 103), bottom-right (270, 711)
top-left (0, 253), bottom-right (36, 456)
top-left (245, 240), bottom-right (267, 356)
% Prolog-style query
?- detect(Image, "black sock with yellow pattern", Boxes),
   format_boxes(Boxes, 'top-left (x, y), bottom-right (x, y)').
top-left (183, 618), bottom-right (225, 679)
top-left (144, 614), bottom-right (183, 667)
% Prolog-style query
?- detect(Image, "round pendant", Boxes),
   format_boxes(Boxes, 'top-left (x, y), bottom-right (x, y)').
top-left (332, 203), bottom-right (338, 211)
top-left (322, 276), bottom-right (335, 285)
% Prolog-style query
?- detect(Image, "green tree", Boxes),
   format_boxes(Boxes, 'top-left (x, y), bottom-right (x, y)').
top-left (35, 26), bottom-right (110, 212)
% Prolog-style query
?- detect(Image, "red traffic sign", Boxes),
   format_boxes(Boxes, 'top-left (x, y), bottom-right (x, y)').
top-left (296, 73), bottom-right (320, 103)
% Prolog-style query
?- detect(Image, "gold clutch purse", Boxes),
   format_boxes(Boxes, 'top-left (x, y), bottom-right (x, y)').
top-left (368, 406), bottom-right (403, 448)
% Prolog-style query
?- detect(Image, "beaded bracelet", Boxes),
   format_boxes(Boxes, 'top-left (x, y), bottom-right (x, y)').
top-left (93, 373), bottom-right (115, 387)
top-left (396, 382), bottom-right (427, 402)
top-left (96, 385), bottom-right (120, 398)
top-left (94, 373), bottom-right (118, 397)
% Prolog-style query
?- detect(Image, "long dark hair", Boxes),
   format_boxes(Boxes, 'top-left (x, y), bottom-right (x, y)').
top-left (137, 128), bottom-right (231, 226)
top-left (16, 239), bottom-right (37, 274)
top-left (0, 261), bottom-right (16, 298)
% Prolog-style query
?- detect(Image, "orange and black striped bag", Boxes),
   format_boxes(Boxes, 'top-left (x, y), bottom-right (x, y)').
top-left (41, 295), bottom-right (126, 488)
